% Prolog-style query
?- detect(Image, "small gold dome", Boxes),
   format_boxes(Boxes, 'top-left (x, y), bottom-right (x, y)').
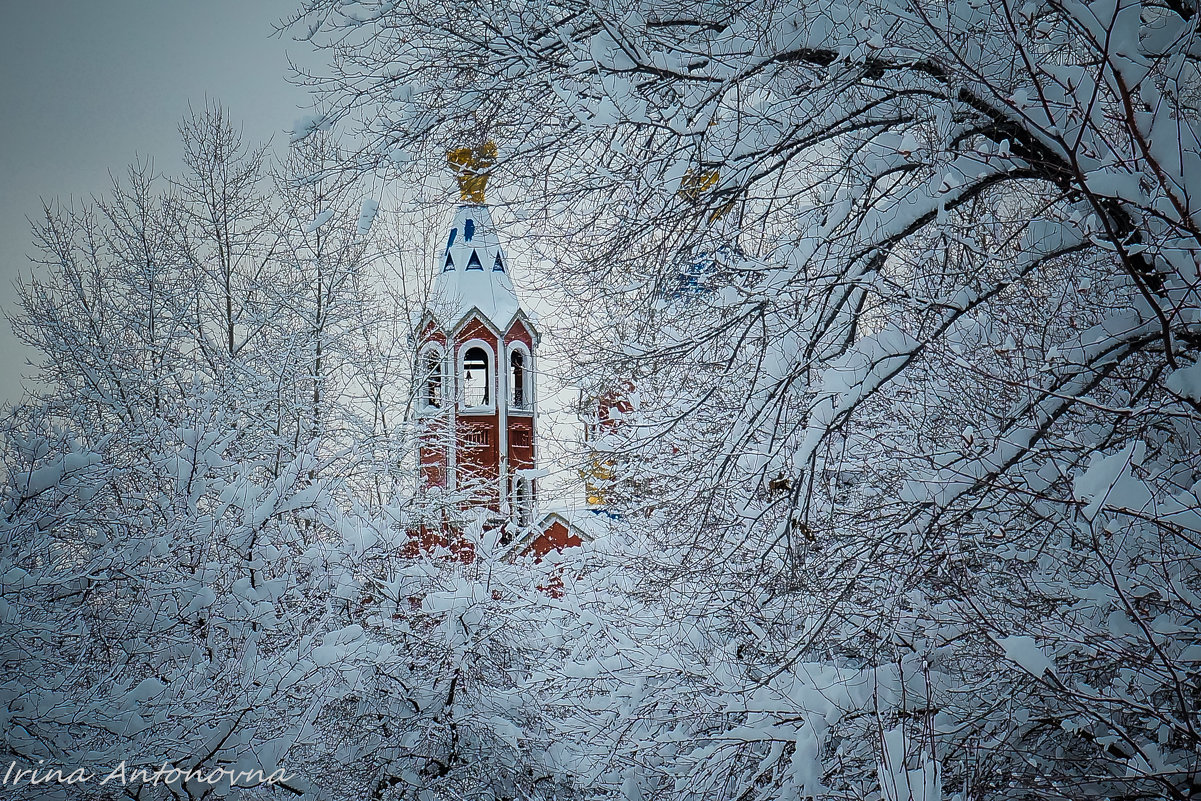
top-left (447, 142), bottom-right (497, 204)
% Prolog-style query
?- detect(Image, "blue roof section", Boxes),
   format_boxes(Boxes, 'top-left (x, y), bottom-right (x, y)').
top-left (669, 243), bottom-right (743, 299)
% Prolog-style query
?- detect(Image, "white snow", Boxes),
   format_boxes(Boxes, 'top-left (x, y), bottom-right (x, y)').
top-left (306, 209), bottom-right (336, 233)
top-left (428, 203), bottom-right (524, 333)
top-left (291, 113), bottom-right (332, 143)
top-left (879, 725), bottom-right (941, 801)
top-left (999, 635), bottom-right (1056, 677)
top-left (1166, 362), bottom-right (1201, 402)
top-left (357, 198), bottom-right (379, 235)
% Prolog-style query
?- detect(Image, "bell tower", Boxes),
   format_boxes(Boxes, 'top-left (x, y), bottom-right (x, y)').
top-left (414, 144), bottom-right (539, 542)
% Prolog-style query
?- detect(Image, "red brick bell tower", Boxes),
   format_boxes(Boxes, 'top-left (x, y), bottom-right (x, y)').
top-left (413, 143), bottom-right (539, 548)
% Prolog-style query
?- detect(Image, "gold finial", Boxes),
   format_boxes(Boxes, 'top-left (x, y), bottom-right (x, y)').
top-left (447, 141), bottom-right (497, 204)
top-left (581, 457), bottom-right (614, 507)
top-left (678, 168), bottom-right (735, 222)
top-left (678, 169), bottom-right (720, 200)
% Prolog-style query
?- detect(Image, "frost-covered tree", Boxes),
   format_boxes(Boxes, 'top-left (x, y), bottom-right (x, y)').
top-left (290, 0), bottom-right (1201, 798)
top-left (0, 108), bottom-right (569, 800)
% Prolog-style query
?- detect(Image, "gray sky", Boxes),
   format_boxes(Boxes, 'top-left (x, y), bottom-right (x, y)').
top-left (0, 4), bottom-right (587, 501)
top-left (0, 0), bottom-right (310, 407)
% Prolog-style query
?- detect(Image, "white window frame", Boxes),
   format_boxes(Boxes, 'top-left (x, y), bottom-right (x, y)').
top-left (512, 475), bottom-right (533, 527)
top-left (506, 341), bottom-right (534, 413)
top-left (417, 343), bottom-right (446, 414)
top-left (457, 339), bottom-right (496, 414)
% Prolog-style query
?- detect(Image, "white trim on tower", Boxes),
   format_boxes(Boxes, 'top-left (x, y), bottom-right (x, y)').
top-left (506, 340), bottom-right (534, 414)
top-left (456, 338), bottom-right (497, 414)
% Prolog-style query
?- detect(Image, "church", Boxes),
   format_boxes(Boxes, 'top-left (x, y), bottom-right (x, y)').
top-left (409, 143), bottom-right (600, 561)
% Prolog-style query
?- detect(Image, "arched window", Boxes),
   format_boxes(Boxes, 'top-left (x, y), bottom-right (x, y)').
top-left (510, 349), bottom-right (526, 408)
top-left (513, 476), bottom-right (532, 527)
top-left (462, 346), bottom-right (489, 407)
top-left (422, 350), bottom-right (443, 408)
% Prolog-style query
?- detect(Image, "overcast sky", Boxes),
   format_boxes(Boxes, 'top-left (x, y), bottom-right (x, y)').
top-left (0, 0), bottom-right (310, 407)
